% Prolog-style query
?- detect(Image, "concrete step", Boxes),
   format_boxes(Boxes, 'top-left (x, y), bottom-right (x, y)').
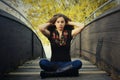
top-left (1, 57), bottom-right (112, 80)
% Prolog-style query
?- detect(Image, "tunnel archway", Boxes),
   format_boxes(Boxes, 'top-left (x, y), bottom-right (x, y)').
top-left (0, 9), bottom-right (46, 74)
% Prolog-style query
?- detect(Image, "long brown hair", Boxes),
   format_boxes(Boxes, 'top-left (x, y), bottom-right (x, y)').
top-left (47, 13), bottom-right (74, 31)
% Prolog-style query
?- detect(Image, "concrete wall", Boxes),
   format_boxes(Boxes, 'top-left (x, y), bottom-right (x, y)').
top-left (81, 6), bottom-right (120, 75)
top-left (71, 5), bottom-right (120, 78)
top-left (0, 9), bottom-right (45, 74)
top-left (71, 34), bottom-right (81, 58)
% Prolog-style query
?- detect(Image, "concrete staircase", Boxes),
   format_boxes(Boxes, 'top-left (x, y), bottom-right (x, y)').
top-left (1, 57), bottom-right (112, 80)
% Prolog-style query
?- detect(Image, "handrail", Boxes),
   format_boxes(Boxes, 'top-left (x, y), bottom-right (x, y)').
top-left (0, 0), bottom-right (40, 36)
top-left (0, 0), bottom-right (45, 58)
top-left (84, 0), bottom-right (120, 25)
top-left (0, 0), bottom-right (33, 27)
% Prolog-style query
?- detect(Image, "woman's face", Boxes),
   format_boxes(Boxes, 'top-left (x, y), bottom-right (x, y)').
top-left (55, 17), bottom-right (66, 31)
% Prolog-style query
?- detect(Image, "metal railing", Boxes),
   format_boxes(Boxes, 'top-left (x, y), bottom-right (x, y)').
top-left (0, 0), bottom-right (38, 34)
top-left (0, 0), bottom-right (45, 58)
top-left (84, 0), bottom-right (120, 25)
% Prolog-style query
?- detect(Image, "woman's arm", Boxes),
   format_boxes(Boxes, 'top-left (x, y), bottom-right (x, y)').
top-left (38, 23), bottom-right (51, 37)
top-left (68, 22), bottom-right (85, 37)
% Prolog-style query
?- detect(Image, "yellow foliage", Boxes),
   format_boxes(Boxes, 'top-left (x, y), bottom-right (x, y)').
top-left (21, 0), bottom-right (108, 45)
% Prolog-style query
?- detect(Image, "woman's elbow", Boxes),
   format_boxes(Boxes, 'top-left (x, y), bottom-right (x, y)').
top-left (39, 28), bottom-right (44, 32)
top-left (39, 25), bottom-right (44, 32)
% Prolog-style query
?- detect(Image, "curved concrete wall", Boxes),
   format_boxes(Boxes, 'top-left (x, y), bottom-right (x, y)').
top-left (71, 5), bottom-right (120, 78)
top-left (0, 9), bottom-right (45, 74)
top-left (71, 6), bottom-right (120, 77)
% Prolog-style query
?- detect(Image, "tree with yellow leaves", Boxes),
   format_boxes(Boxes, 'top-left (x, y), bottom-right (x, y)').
top-left (12, 0), bottom-right (109, 44)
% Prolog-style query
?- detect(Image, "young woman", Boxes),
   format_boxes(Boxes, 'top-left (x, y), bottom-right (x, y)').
top-left (39, 13), bottom-right (85, 77)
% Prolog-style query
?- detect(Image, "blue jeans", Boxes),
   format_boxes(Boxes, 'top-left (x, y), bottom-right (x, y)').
top-left (39, 59), bottom-right (82, 72)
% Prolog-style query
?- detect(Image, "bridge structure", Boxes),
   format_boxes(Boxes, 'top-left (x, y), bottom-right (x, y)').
top-left (0, 0), bottom-right (120, 80)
